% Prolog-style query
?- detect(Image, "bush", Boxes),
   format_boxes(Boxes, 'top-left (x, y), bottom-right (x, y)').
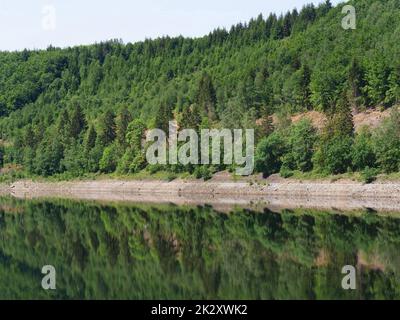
top-left (373, 108), bottom-right (400, 173)
top-left (352, 127), bottom-right (376, 171)
top-left (99, 144), bottom-right (119, 173)
top-left (279, 166), bottom-right (294, 178)
top-left (361, 167), bottom-right (379, 184)
top-left (194, 166), bottom-right (212, 180)
top-left (255, 131), bottom-right (287, 177)
top-left (282, 119), bottom-right (317, 172)
top-left (313, 135), bottom-right (353, 175)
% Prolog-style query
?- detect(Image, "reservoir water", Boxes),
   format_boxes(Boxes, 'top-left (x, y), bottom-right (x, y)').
top-left (0, 196), bottom-right (399, 300)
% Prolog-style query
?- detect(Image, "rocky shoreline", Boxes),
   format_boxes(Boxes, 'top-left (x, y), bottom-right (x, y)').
top-left (1, 176), bottom-right (400, 212)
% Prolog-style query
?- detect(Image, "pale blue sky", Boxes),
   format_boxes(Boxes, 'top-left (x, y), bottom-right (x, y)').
top-left (0, 0), bottom-right (344, 51)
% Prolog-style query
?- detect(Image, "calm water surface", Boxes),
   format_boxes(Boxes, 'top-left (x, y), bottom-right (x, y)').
top-left (0, 196), bottom-right (399, 300)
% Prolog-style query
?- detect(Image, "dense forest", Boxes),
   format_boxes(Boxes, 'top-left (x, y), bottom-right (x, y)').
top-left (1, 0), bottom-right (400, 180)
top-left (0, 197), bottom-right (400, 299)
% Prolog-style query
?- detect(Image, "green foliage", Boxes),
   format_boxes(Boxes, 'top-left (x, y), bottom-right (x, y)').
top-left (0, 0), bottom-right (400, 179)
top-left (115, 106), bottom-right (132, 148)
top-left (84, 125), bottom-right (97, 152)
top-left (193, 166), bottom-right (212, 180)
top-left (99, 143), bottom-right (119, 173)
top-left (69, 102), bottom-right (87, 139)
top-left (33, 137), bottom-right (64, 176)
top-left (313, 134), bottom-right (353, 175)
top-left (255, 131), bottom-right (287, 177)
top-left (126, 119), bottom-right (146, 150)
top-left (279, 166), bottom-right (294, 178)
top-left (196, 73), bottom-right (217, 121)
top-left (281, 119), bottom-right (317, 172)
top-left (373, 108), bottom-right (400, 173)
top-left (352, 127), bottom-right (376, 171)
top-left (361, 167), bottom-right (379, 184)
top-left (98, 110), bottom-right (116, 146)
top-left (313, 95), bottom-right (355, 174)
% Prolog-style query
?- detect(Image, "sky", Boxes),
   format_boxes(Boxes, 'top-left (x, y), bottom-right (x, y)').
top-left (0, 0), bottom-right (344, 51)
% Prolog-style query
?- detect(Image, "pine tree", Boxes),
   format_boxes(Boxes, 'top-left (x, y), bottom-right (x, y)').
top-left (298, 64), bottom-right (312, 110)
top-left (333, 93), bottom-right (354, 137)
top-left (348, 58), bottom-right (364, 107)
top-left (69, 103), bottom-right (87, 139)
top-left (116, 106), bottom-right (132, 147)
top-left (23, 125), bottom-right (36, 147)
top-left (324, 93), bottom-right (354, 138)
top-left (196, 73), bottom-right (217, 121)
top-left (180, 104), bottom-right (201, 131)
top-left (155, 102), bottom-right (173, 133)
top-left (282, 12), bottom-right (293, 37)
top-left (85, 125), bottom-right (97, 152)
top-left (57, 109), bottom-right (70, 141)
top-left (98, 110), bottom-right (116, 146)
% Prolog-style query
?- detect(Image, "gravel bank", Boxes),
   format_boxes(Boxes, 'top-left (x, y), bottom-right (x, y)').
top-left (1, 177), bottom-right (400, 212)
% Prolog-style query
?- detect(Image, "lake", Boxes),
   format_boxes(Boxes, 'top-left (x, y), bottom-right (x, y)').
top-left (0, 196), bottom-right (399, 300)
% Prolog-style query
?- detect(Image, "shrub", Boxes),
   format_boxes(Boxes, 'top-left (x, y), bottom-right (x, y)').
top-left (352, 127), bottom-right (376, 171)
top-left (255, 131), bottom-right (287, 177)
top-left (279, 166), bottom-right (294, 178)
top-left (373, 108), bottom-right (400, 173)
top-left (282, 119), bottom-right (317, 172)
top-left (313, 135), bottom-right (353, 175)
top-left (361, 167), bottom-right (379, 184)
top-left (99, 144), bottom-right (118, 173)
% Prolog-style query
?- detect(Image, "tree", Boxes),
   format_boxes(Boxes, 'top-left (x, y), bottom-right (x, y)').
top-left (313, 134), bottom-right (353, 174)
top-left (126, 119), bottom-right (146, 150)
top-left (84, 125), bottom-right (97, 152)
top-left (281, 119), bottom-right (317, 172)
top-left (373, 108), bottom-right (400, 173)
top-left (99, 143), bottom-right (118, 173)
top-left (0, 145), bottom-right (4, 168)
top-left (352, 127), bottom-right (376, 171)
top-left (116, 106), bottom-right (132, 147)
top-left (57, 109), bottom-right (71, 141)
top-left (295, 64), bottom-right (312, 110)
top-left (313, 94), bottom-right (354, 174)
top-left (254, 68), bottom-right (273, 117)
top-left (363, 58), bottom-right (390, 107)
top-left (69, 103), bottom-right (87, 139)
top-left (330, 94), bottom-right (354, 137)
top-left (282, 12), bottom-right (293, 38)
top-left (385, 64), bottom-right (400, 106)
top-left (33, 137), bottom-right (64, 176)
top-left (155, 102), bottom-right (173, 133)
top-left (180, 104), bottom-right (201, 131)
top-left (23, 125), bottom-right (36, 147)
top-left (348, 58), bottom-right (365, 108)
top-left (255, 131), bottom-right (287, 177)
top-left (196, 73), bottom-right (217, 121)
top-left (98, 110), bottom-right (116, 146)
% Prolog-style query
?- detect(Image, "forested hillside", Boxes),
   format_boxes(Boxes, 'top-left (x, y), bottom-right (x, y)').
top-left (1, 0), bottom-right (400, 179)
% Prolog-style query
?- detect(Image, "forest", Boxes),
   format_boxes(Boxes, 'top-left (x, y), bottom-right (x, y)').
top-left (0, 0), bottom-right (400, 180)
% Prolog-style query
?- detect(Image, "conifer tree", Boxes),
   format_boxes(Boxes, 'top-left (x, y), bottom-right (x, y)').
top-left (116, 106), bottom-right (132, 147)
top-left (298, 64), bottom-right (312, 110)
top-left (85, 125), bottom-right (97, 152)
top-left (98, 110), bottom-right (116, 146)
top-left (69, 103), bottom-right (87, 139)
top-left (57, 109), bottom-right (71, 141)
top-left (196, 73), bottom-right (217, 121)
top-left (155, 102), bottom-right (173, 133)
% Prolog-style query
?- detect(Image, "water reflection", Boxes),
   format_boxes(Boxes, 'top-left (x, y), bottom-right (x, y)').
top-left (0, 197), bottom-right (399, 300)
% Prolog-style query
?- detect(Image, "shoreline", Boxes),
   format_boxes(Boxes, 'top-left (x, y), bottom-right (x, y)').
top-left (2, 175), bottom-right (400, 212)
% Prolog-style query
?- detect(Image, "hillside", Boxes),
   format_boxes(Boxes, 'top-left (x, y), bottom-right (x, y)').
top-left (0, 0), bottom-right (400, 179)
